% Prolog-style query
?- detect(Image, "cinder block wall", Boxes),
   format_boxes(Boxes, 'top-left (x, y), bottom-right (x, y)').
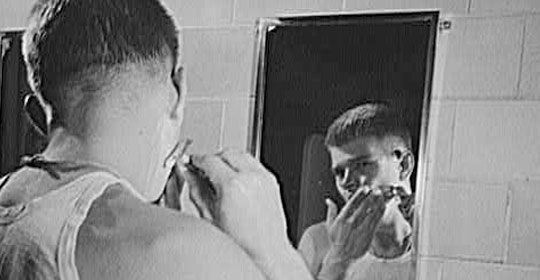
top-left (1, 1), bottom-right (540, 279)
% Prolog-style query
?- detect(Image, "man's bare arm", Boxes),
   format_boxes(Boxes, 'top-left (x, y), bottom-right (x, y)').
top-left (147, 218), bottom-right (267, 280)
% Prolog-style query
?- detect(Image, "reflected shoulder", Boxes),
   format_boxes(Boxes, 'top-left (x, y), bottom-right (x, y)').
top-left (299, 222), bottom-right (330, 252)
top-left (303, 222), bottom-right (328, 240)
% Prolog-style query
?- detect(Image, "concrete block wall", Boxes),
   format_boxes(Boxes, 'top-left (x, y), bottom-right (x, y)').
top-left (418, 4), bottom-right (540, 280)
top-left (1, 1), bottom-right (540, 279)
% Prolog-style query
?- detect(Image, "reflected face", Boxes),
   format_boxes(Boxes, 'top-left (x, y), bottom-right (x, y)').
top-left (328, 136), bottom-right (405, 202)
top-left (328, 136), bottom-right (414, 256)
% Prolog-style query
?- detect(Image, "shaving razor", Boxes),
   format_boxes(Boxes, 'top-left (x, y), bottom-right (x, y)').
top-left (178, 154), bottom-right (217, 197)
top-left (380, 185), bottom-right (408, 201)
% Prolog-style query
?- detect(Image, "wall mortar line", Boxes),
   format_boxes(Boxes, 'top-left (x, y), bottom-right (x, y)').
top-left (515, 16), bottom-right (528, 100)
top-left (502, 184), bottom-right (513, 264)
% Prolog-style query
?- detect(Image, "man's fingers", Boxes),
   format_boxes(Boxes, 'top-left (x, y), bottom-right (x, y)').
top-left (184, 170), bottom-right (215, 221)
top-left (163, 166), bottom-right (184, 210)
top-left (325, 198), bottom-right (338, 227)
top-left (349, 205), bottom-right (384, 258)
top-left (363, 204), bottom-right (385, 233)
top-left (348, 192), bottom-right (385, 225)
top-left (218, 149), bottom-right (266, 173)
top-left (190, 154), bottom-right (236, 189)
top-left (339, 187), bottom-right (370, 219)
top-left (352, 193), bottom-right (385, 229)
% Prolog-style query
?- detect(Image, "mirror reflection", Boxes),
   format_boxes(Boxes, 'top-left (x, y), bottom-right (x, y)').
top-left (252, 12), bottom-right (438, 280)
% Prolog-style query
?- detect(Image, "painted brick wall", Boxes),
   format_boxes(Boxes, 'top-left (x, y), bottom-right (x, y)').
top-left (1, 1), bottom-right (539, 279)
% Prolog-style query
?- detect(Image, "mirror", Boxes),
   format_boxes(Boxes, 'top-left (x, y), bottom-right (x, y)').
top-left (250, 11), bottom-right (438, 280)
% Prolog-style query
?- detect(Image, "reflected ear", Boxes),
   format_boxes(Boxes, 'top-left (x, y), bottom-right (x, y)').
top-left (397, 150), bottom-right (415, 181)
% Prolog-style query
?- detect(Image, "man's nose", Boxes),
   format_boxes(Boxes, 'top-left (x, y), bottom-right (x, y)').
top-left (342, 171), bottom-right (369, 190)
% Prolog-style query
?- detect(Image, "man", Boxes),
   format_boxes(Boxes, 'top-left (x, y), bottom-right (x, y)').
top-left (0, 0), bottom-right (312, 279)
top-left (298, 102), bottom-right (416, 280)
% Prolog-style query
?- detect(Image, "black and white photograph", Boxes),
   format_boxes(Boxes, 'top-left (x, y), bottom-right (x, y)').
top-left (0, 1), bottom-right (539, 280)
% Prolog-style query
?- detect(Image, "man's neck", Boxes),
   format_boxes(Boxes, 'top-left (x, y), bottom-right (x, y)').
top-left (40, 128), bottom-right (153, 200)
top-left (42, 128), bottom-right (89, 163)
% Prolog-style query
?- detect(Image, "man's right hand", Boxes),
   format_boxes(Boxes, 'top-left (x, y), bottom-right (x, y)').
top-left (318, 188), bottom-right (385, 279)
top-left (183, 150), bottom-right (313, 280)
top-left (183, 150), bottom-right (290, 258)
top-left (181, 151), bottom-right (312, 280)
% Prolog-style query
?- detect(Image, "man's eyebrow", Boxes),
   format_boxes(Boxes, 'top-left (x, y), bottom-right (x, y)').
top-left (346, 155), bottom-right (372, 163)
top-left (332, 155), bottom-right (372, 169)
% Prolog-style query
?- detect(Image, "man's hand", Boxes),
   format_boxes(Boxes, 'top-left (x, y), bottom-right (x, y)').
top-left (183, 150), bottom-right (290, 260)
top-left (161, 166), bottom-right (184, 210)
top-left (318, 188), bottom-right (385, 280)
top-left (183, 150), bottom-right (313, 280)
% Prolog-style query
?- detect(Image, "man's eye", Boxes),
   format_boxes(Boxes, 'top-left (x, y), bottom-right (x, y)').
top-left (354, 160), bottom-right (373, 168)
top-left (332, 168), bottom-right (345, 178)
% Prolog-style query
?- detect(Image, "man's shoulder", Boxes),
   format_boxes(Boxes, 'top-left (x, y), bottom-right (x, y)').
top-left (80, 182), bottom-right (205, 235)
top-left (76, 184), bottom-right (265, 280)
top-left (298, 221), bottom-right (330, 254)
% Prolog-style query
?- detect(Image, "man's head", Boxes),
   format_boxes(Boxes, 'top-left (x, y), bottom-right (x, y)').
top-left (23, 0), bottom-right (181, 132)
top-left (325, 102), bottom-right (414, 202)
top-left (23, 0), bottom-right (185, 200)
top-left (325, 102), bottom-right (415, 257)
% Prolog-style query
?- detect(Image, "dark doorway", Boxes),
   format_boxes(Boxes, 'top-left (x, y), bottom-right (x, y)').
top-left (0, 32), bottom-right (47, 178)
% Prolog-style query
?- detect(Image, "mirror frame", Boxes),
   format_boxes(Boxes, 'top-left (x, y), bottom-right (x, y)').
top-left (248, 10), bottom-right (451, 278)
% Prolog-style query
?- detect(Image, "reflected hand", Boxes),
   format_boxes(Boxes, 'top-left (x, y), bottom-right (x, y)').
top-left (319, 188), bottom-right (385, 279)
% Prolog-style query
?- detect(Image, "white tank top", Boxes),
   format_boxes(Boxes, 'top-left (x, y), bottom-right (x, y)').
top-left (345, 251), bottom-right (415, 280)
top-left (0, 171), bottom-right (140, 280)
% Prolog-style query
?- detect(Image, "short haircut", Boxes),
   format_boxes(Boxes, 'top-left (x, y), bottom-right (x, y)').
top-left (22, 0), bottom-right (179, 130)
top-left (325, 101), bottom-right (412, 150)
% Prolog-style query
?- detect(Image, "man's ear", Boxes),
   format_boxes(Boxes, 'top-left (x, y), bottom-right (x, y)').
top-left (397, 150), bottom-right (415, 181)
top-left (24, 93), bottom-right (53, 137)
top-left (170, 66), bottom-right (186, 119)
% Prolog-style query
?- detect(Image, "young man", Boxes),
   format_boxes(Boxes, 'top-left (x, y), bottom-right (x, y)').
top-left (298, 102), bottom-right (416, 280)
top-left (0, 0), bottom-right (312, 279)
